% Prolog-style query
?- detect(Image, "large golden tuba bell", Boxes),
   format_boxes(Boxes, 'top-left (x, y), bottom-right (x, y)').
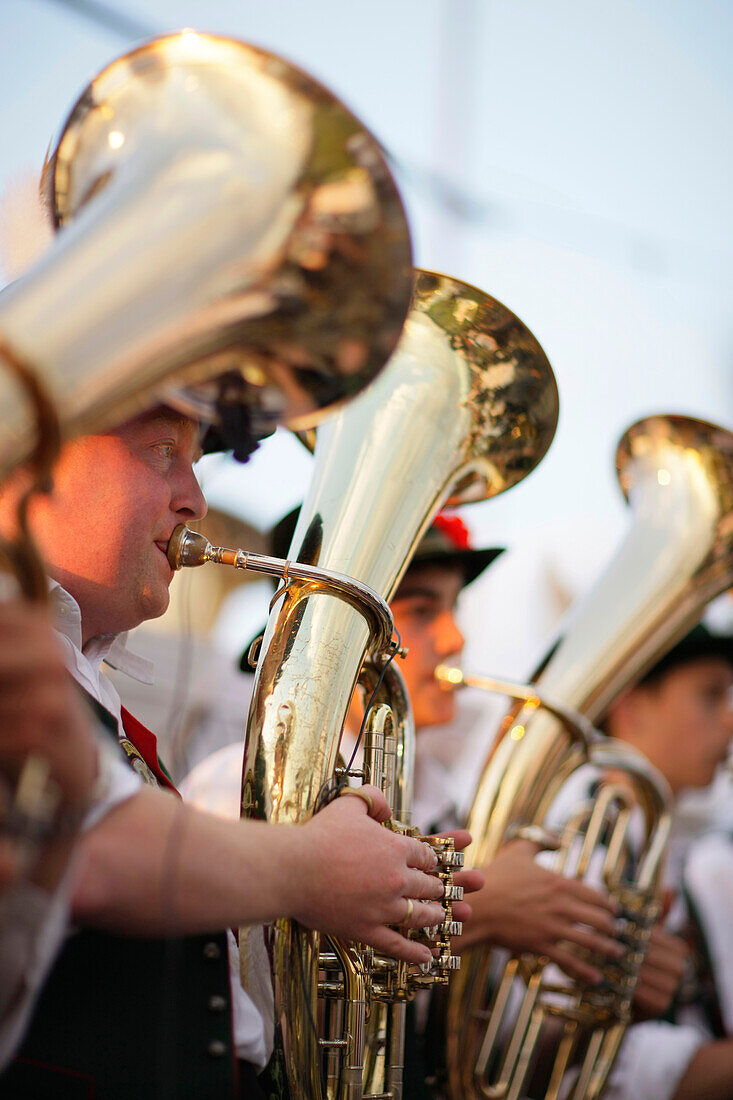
top-left (239, 269), bottom-right (559, 1099)
top-left (443, 414), bottom-right (733, 1100)
top-left (0, 31), bottom-right (413, 481)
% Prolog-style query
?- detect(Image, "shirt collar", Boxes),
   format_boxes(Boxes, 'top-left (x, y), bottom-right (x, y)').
top-left (49, 580), bottom-right (155, 686)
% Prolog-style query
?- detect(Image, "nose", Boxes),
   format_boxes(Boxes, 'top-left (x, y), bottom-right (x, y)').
top-left (171, 464), bottom-right (207, 522)
top-left (437, 610), bottom-right (465, 660)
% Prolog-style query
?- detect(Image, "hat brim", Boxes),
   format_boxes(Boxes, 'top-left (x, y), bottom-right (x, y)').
top-left (408, 546), bottom-right (504, 589)
top-left (643, 627), bottom-right (733, 683)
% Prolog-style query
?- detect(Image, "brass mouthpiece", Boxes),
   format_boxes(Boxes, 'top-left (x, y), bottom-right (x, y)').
top-left (434, 664), bottom-right (465, 689)
top-left (166, 525), bottom-right (212, 569)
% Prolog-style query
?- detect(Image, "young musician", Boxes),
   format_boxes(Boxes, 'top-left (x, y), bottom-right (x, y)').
top-left (597, 625), bottom-right (733, 1100)
top-left (184, 508), bottom-right (625, 1094)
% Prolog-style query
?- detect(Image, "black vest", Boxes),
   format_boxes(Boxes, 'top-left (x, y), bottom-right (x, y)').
top-left (1, 697), bottom-right (239, 1100)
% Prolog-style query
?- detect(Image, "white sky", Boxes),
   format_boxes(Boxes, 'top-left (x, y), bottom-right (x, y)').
top-left (1, 0), bottom-right (731, 673)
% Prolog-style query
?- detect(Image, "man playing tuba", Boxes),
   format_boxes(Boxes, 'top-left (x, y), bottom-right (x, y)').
top-left (0, 405), bottom-right (479, 1098)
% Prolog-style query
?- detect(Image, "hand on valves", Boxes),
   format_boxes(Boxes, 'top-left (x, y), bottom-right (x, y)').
top-left (293, 790), bottom-right (481, 965)
top-left (459, 838), bottom-right (623, 985)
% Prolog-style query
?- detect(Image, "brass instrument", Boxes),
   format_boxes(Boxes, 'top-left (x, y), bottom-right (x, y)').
top-left (0, 31), bottom-right (413, 481)
top-left (168, 527), bottom-right (465, 1095)
top-left (443, 414), bottom-right (733, 1100)
top-left (239, 268), bottom-right (559, 1100)
top-left (0, 30), bottom-right (413, 861)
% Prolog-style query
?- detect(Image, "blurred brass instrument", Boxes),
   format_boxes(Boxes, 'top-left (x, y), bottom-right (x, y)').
top-left (0, 31), bottom-right (412, 857)
top-left (442, 414), bottom-right (733, 1100)
top-left (0, 30), bottom-right (413, 481)
top-left (238, 269), bottom-right (558, 1099)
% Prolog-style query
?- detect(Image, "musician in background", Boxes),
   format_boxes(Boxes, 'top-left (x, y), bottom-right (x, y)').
top-left (595, 624), bottom-right (733, 1100)
top-left (0, 407), bottom-right (466, 1099)
top-left (184, 508), bottom-right (626, 1095)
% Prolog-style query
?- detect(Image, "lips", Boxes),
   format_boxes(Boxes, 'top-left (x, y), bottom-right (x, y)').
top-left (154, 539), bottom-right (173, 571)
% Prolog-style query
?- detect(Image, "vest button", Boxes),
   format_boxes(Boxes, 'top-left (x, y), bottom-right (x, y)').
top-left (208, 1040), bottom-right (228, 1058)
top-left (208, 994), bottom-right (227, 1013)
top-left (203, 941), bottom-right (222, 961)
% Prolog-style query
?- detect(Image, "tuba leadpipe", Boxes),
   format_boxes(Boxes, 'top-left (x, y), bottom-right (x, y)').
top-left (444, 413), bottom-right (733, 1100)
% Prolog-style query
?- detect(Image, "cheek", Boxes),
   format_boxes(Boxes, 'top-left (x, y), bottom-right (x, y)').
top-left (416, 686), bottom-right (457, 729)
top-left (399, 631), bottom-right (437, 685)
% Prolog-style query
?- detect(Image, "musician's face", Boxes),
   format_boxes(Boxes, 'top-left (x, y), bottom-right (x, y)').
top-left (624, 658), bottom-right (733, 793)
top-left (391, 564), bottom-right (465, 730)
top-left (27, 408), bottom-right (206, 643)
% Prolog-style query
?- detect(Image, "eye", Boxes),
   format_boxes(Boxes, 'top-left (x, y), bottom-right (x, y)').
top-left (407, 600), bottom-right (439, 623)
top-left (698, 684), bottom-right (726, 708)
top-left (152, 441), bottom-right (175, 459)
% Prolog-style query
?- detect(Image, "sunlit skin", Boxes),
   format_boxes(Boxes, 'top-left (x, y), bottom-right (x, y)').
top-left (390, 563), bottom-right (466, 730)
top-left (606, 658), bottom-right (733, 795)
top-left (0, 408), bottom-right (207, 645)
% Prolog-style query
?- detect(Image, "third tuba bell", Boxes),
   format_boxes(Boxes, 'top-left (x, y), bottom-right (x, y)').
top-left (443, 414), bottom-right (733, 1100)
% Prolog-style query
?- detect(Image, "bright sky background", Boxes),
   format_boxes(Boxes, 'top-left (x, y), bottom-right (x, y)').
top-left (1, 0), bottom-right (731, 685)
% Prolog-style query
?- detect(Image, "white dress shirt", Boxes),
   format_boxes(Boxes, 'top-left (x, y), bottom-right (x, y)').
top-left (53, 583), bottom-right (277, 1070)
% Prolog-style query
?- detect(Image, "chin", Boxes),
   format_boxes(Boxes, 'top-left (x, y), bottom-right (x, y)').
top-left (418, 698), bottom-right (456, 730)
top-left (139, 583), bottom-right (171, 623)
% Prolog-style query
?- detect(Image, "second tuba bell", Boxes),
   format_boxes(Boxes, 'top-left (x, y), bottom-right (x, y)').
top-left (240, 268), bottom-right (559, 1099)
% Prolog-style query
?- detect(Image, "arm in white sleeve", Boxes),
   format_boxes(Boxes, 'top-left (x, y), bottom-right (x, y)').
top-left (683, 833), bottom-right (733, 1037)
top-left (602, 1021), bottom-right (707, 1100)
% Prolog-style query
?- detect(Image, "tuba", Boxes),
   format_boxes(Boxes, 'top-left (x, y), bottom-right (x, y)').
top-left (0, 30), bottom-right (413, 859)
top-left (0, 31), bottom-right (413, 482)
top-left (443, 414), bottom-right (733, 1100)
top-left (239, 268), bottom-right (559, 1099)
top-left (170, 269), bottom-right (559, 1096)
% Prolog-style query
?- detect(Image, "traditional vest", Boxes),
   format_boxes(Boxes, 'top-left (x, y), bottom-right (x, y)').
top-left (1, 698), bottom-right (242, 1100)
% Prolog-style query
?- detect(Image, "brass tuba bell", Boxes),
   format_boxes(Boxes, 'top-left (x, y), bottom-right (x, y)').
top-left (0, 31), bottom-right (413, 481)
top-left (240, 269), bottom-right (559, 1099)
